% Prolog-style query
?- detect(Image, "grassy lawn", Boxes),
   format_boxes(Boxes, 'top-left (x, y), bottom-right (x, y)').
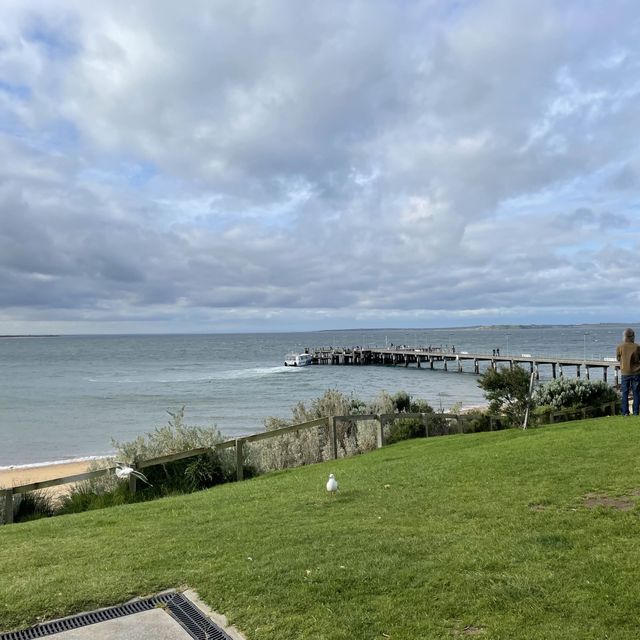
top-left (2, 416), bottom-right (640, 639)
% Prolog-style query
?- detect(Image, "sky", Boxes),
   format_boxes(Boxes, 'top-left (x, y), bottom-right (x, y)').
top-left (0, 0), bottom-right (639, 334)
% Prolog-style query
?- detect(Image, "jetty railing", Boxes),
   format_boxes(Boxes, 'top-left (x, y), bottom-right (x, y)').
top-left (0, 402), bottom-right (618, 525)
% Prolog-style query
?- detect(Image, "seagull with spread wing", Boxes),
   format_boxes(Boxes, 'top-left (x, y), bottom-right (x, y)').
top-left (115, 462), bottom-right (153, 486)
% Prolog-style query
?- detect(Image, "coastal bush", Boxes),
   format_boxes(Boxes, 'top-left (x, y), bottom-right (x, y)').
top-left (478, 365), bottom-right (532, 427)
top-left (111, 406), bottom-right (241, 491)
top-left (184, 453), bottom-right (232, 491)
top-left (369, 391), bottom-right (444, 444)
top-left (59, 453), bottom-right (246, 516)
top-left (59, 482), bottom-right (149, 515)
top-left (384, 397), bottom-right (442, 443)
top-left (13, 490), bottom-right (56, 523)
top-left (391, 391), bottom-right (411, 412)
top-left (112, 407), bottom-right (228, 461)
top-left (59, 408), bottom-right (244, 516)
top-left (533, 378), bottom-right (618, 416)
top-left (459, 408), bottom-right (493, 433)
top-left (255, 390), bottom-right (374, 471)
top-left (386, 417), bottom-right (425, 444)
top-left (255, 389), bottom-right (444, 469)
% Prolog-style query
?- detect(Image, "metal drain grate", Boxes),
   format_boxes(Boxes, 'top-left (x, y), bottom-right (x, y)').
top-left (166, 594), bottom-right (233, 640)
top-left (0, 592), bottom-right (233, 640)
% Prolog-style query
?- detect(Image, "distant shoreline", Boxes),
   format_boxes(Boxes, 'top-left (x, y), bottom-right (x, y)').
top-left (0, 335), bottom-right (60, 339)
top-left (0, 323), bottom-right (636, 339)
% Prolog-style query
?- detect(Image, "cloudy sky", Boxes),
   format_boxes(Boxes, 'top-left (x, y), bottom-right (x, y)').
top-left (0, 0), bottom-right (639, 334)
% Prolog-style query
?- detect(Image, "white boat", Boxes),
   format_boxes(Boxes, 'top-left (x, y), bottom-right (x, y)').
top-left (284, 352), bottom-right (313, 367)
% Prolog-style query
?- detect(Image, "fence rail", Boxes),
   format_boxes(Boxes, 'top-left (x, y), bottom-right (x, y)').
top-left (0, 403), bottom-right (619, 525)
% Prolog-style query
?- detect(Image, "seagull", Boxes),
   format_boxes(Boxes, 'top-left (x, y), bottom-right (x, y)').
top-left (326, 473), bottom-right (338, 495)
top-left (115, 462), bottom-right (152, 486)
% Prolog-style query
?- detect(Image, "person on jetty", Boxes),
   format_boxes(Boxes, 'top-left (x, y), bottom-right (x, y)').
top-left (616, 328), bottom-right (640, 416)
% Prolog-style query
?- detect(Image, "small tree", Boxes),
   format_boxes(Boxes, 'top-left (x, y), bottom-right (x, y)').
top-left (478, 365), bottom-right (531, 426)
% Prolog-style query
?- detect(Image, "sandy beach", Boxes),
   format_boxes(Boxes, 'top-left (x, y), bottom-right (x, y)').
top-left (0, 460), bottom-right (95, 495)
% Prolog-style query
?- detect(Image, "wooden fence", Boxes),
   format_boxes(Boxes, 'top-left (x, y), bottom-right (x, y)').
top-left (0, 402), bottom-right (619, 525)
top-left (541, 401), bottom-right (617, 424)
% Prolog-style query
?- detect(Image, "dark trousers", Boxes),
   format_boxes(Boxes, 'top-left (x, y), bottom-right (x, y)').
top-left (621, 374), bottom-right (640, 415)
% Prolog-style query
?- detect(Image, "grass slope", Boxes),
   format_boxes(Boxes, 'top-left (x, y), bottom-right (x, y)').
top-left (2, 417), bottom-right (640, 639)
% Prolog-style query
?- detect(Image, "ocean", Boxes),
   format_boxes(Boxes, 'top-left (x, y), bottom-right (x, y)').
top-left (0, 324), bottom-right (627, 466)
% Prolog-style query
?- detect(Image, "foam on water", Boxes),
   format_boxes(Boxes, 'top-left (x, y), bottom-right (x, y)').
top-left (0, 454), bottom-right (112, 471)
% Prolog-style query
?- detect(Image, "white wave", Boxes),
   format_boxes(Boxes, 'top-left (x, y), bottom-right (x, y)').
top-left (86, 365), bottom-right (299, 384)
top-left (0, 454), bottom-right (114, 471)
top-left (222, 366), bottom-right (296, 380)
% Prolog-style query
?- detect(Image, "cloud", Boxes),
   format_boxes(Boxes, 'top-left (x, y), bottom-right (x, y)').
top-left (0, 0), bottom-right (639, 332)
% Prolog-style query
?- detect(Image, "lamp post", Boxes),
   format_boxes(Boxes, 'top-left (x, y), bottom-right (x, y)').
top-left (583, 332), bottom-right (587, 362)
top-left (506, 333), bottom-right (511, 356)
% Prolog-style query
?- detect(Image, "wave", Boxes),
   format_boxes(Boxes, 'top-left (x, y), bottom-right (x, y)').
top-left (219, 366), bottom-right (299, 380)
top-left (85, 365), bottom-right (300, 385)
top-left (0, 454), bottom-right (114, 471)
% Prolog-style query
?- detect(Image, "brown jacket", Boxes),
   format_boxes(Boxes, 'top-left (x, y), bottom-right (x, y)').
top-left (616, 341), bottom-right (640, 375)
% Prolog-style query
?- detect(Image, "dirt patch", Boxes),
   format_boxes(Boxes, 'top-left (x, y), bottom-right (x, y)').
top-left (453, 625), bottom-right (485, 637)
top-left (584, 493), bottom-right (635, 511)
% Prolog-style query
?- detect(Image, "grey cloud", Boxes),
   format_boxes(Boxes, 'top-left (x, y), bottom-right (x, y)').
top-left (1, 0), bottom-right (640, 331)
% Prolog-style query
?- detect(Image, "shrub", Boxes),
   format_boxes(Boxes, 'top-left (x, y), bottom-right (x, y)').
top-left (59, 482), bottom-right (145, 515)
top-left (112, 407), bottom-right (228, 462)
top-left (184, 453), bottom-right (231, 491)
top-left (478, 365), bottom-right (532, 427)
top-left (255, 389), bottom-right (442, 470)
top-left (376, 392), bottom-right (443, 444)
top-left (533, 378), bottom-right (618, 415)
top-left (391, 391), bottom-right (412, 412)
top-left (13, 490), bottom-right (56, 523)
top-left (111, 406), bottom-right (238, 491)
top-left (291, 388), bottom-right (372, 458)
top-left (385, 416), bottom-right (428, 444)
top-left (255, 390), bottom-right (374, 471)
top-left (460, 408), bottom-right (493, 433)
top-left (60, 408), bottom-right (240, 515)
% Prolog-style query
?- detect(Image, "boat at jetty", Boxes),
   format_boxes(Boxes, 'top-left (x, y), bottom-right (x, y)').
top-left (284, 352), bottom-right (313, 367)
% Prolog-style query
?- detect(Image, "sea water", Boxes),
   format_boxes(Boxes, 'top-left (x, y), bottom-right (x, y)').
top-left (0, 324), bottom-right (627, 465)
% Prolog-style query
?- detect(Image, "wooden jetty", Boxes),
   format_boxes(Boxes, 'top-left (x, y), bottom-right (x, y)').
top-left (309, 347), bottom-right (621, 383)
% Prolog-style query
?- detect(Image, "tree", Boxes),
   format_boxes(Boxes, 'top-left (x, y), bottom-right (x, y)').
top-left (478, 365), bottom-right (531, 426)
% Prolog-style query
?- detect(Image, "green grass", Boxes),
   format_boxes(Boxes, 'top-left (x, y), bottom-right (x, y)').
top-left (2, 416), bottom-right (640, 639)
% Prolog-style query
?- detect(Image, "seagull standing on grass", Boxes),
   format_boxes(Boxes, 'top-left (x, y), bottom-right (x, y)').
top-left (326, 473), bottom-right (338, 495)
top-left (115, 462), bottom-right (153, 486)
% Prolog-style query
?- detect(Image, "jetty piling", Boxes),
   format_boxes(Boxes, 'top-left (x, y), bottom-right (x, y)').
top-left (306, 346), bottom-right (619, 381)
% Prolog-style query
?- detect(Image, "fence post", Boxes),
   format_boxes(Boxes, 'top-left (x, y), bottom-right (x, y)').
top-left (376, 415), bottom-right (384, 448)
top-left (422, 413), bottom-right (429, 437)
top-left (235, 439), bottom-right (244, 481)
top-left (1, 490), bottom-right (13, 525)
top-left (489, 416), bottom-right (494, 432)
top-left (329, 416), bottom-right (338, 459)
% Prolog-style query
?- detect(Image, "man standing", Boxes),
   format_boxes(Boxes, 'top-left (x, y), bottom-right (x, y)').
top-left (616, 328), bottom-right (640, 416)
